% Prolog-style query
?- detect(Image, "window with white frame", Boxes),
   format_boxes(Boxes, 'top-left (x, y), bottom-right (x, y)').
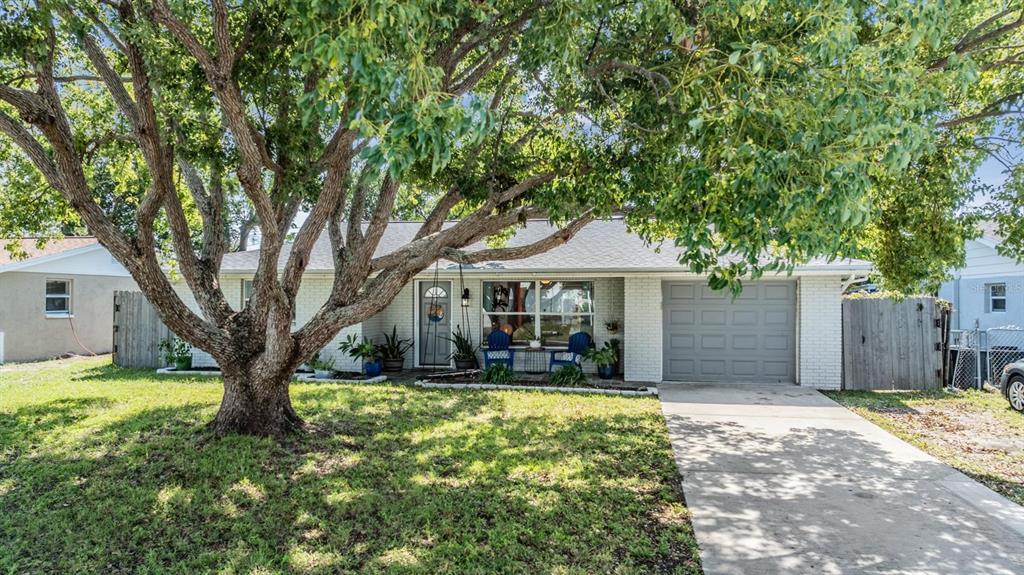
top-left (45, 279), bottom-right (72, 317)
top-left (481, 280), bottom-right (594, 346)
top-left (241, 279), bottom-right (254, 308)
top-left (988, 283), bottom-right (1007, 313)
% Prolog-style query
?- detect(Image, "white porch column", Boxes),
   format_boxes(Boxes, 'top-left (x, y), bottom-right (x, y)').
top-left (624, 276), bottom-right (662, 382)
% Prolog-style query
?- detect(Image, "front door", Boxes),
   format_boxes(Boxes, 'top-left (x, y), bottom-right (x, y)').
top-left (419, 281), bottom-right (452, 366)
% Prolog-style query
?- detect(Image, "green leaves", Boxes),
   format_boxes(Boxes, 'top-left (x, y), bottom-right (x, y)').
top-left (0, 0), bottom-right (991, 298)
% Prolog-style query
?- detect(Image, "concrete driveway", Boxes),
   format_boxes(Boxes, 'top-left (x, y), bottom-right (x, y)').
top-left (659, 384), bottom-right (1024, 575)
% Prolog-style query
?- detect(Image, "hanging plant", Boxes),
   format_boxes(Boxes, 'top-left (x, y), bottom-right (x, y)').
top-left (427, 303), bottom-right (445, 322)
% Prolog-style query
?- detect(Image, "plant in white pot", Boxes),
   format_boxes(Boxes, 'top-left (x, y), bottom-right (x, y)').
top-left (158, 336), bottom-right (192, 371)
top-left (308, 352), bottom-right (335, 379)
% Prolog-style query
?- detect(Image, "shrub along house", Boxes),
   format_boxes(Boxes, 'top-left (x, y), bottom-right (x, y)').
top-left (176, 217), bottom-right (869, 388)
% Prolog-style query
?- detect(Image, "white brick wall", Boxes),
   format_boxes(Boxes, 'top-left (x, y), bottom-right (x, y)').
top-left (623, 276), bottom-right (662, 382)
top-left (362, 282), bottom-right (415, 368)
top-left (174, 274), bottom-right (362, 372)
top-left (796, 276), bottom-right (844, 389)
top-left (173, 271), bottom-right (845, 387)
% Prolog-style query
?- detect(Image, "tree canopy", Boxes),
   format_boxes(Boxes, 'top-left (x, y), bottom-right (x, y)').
top-left (0, 0), bottom-right (1004, 433)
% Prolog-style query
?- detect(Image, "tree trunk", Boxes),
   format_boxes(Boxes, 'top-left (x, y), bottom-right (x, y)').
top-left (208, 364), bottom-right (304, 436)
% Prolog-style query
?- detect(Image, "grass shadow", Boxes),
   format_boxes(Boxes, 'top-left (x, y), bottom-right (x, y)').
top-left (1, 377), bottom-right (699, 574)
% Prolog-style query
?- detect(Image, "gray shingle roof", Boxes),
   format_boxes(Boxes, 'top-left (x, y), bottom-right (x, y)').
top-left (0, 237), bottom-right (98, 266)
top-left (219, 218), bottom-right (871, 273)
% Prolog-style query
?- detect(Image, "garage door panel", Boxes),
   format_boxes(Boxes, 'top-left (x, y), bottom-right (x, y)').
top-left (733, 360), bottom-right (758, 376)
top-left (732, 287), bottom-right (758, 300)
top-left (668, 359), bottom-right (696, 377)
top-left (668, 334), bottom-right (695, 350)
top-left (764, 310), bottom-right (791, 327)
top-left (763, 335), bottom-right (790, 351)
top-left (663, 281), bottom-right (795, 383)
top-left (668, 284), bottom-right (696, 300)
top-left (669, 309), bottom-right (695, 325)
top-left (764, 284), bottom-right (793, 300)
top-left (700, 310), bottom-right (727, 325)
top-left (700, 359), bottom-right (726, 376)
top-left (732, 310), bottom-right (758, 325)
top-left (701, 334), bottom-right (726, 350)
top-left (732, 334), bottom-right (758, 350)
top-left (763, 361), bottom-right (791, 377)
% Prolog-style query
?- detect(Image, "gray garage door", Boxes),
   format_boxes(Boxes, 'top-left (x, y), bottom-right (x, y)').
top-left (662, 281), bottom-right (796, 383)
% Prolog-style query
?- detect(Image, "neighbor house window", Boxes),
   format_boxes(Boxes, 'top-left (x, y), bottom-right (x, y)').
top-left (45, 279), bottom-right (72, 317)
top-left (241, 279), bottom-right (254, 308)
top-left (988, 283), bottom-right (1007, 313)
top-left (482, 280), bottom-right (594, 346)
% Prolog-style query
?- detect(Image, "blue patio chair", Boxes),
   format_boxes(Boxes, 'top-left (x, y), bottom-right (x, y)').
top-left (484, 330), bottom-right (515, 369)
top-left (549, 332), bottom-right (592, 372)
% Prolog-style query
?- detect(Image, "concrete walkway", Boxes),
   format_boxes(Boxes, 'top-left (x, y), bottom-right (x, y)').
top-left (659, 384), bottom-right (1024, 575)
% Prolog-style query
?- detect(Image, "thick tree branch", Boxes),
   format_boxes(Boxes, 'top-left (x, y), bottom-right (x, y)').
top-left (929, 8), bottom-right (1024, 70)
top-left (938, 91), bottom-right (1024, 128)
top-left (415, 185), bottom-right (462, 240)
top-left (443, 210), bottom-right (595, 263)
top-left (7, 54), bottom-right (223, 351)
top-left (79, 32), bottom-right (139, 127)
top-left (0, 110), bottom-right (62, 186)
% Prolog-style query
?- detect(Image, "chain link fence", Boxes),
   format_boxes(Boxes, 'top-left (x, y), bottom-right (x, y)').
top-left (949, 329), bottom-right (981, 390)
top-left (948, 326), bottom-right (1024, 390)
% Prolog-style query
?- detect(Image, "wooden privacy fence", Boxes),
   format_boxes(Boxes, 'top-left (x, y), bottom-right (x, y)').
top-left (112, 290), bottom-right (171, 369)
top-left (842, 296), bottom-right (947, 390)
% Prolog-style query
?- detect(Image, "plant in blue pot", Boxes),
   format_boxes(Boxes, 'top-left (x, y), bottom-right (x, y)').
top-left (584, 345), bottom-right (617, 380)
top-left (339, 334), bottom-right (382, 377)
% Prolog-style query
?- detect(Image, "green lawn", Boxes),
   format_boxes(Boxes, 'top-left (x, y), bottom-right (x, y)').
top-left (827, 387), bottom-right (1024, 506)
top-left (0, 357), bottom-right (700, 574)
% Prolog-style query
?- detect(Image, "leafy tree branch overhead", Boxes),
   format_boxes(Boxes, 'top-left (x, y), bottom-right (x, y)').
top-left (0, 0), bottom-right (984, 434)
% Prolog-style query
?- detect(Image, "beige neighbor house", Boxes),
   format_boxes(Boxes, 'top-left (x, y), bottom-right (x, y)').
top-left (0, 238), bottom-right (136, 363)
top-left (176, 218), bottom-right (870, 388)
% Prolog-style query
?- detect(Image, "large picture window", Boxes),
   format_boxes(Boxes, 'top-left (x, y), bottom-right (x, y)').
top-left (482, 280), bottom-right (593, 347)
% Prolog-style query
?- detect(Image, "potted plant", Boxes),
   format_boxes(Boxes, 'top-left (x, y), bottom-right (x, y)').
top-left (585, 344), bottom-right (617, 380)
top-left (339, 333), bottom-right (382, 377)
top-left (308, 352), bottom-right (335, 379)
top-left (608, 338), bottom-right (622, 375)
top-left (377, 326), bottom-right (413, 372)
top-left (158, 336), bottom-right (192, 371)
top-left (445, 326), bottom-right (479, 370)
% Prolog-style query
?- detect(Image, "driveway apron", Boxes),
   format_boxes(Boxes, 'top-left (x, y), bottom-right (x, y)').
top-left (659, 384), bottom-right (1024, 575)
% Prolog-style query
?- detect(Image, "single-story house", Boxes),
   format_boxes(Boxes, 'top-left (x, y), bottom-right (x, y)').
top-left (939, 221), bottom-right (1023, 331)
top-left (177, 218), bottom-right (870, 389)
top-left (0, 237), bottom-right (136, 363)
